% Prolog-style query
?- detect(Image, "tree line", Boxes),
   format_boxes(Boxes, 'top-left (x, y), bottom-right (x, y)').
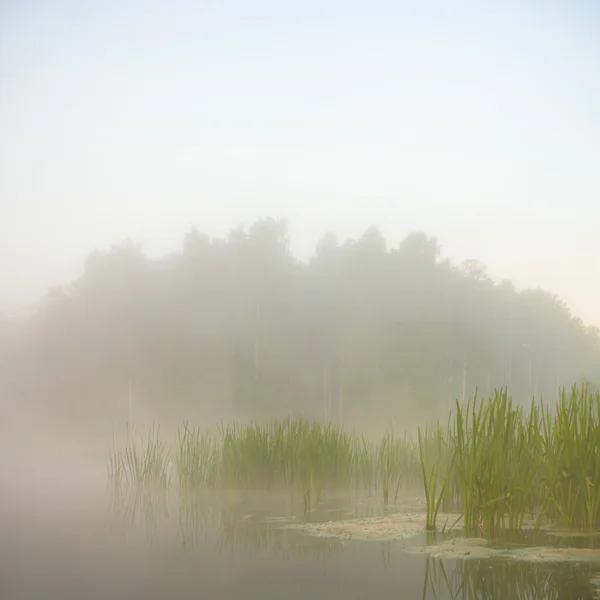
top-left (2, 218), bottom-right (599, 432)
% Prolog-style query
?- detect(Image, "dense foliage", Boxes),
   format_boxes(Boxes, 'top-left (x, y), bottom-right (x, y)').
top-left (2, 218), bottom-right (599, 430)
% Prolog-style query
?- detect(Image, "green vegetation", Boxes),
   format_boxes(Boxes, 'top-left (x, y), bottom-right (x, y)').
top-left (107, 424), bottom-right (170, 489)
top-left (378, 431), bottom-right (413, 505)
top-left (219, 418), bottom-right (359, 512)
top-left (175, 422), bottom-right (220, 490)
top-left (108, 385), bottom-right (600, 531)
top-left (420, 385), bottom-right (600, 535)
top-left (418, 421), bottom-right (455, 530)
top-left (108, 417), bottom-right (420, 511)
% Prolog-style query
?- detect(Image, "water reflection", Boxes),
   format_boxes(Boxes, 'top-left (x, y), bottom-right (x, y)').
top-left (217, 515), bottom-right (343, 559)
top-left (108, 486), bottom-right (600, 599)
top-left (110, 486), bottom-right (344, 559)
top-left (176, 491), bottom-right (221, 549)
top-left (423, 555), bottom-right (600, 600)
top-left (108, 484), bottom-right (170, 543)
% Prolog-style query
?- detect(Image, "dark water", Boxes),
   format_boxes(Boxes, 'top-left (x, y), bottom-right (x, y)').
top-left (2, 464), bottom-right (600, 600)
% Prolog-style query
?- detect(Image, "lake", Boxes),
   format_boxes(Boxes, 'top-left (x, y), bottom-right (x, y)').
top-left (2, 452), bottom-right (600, 600)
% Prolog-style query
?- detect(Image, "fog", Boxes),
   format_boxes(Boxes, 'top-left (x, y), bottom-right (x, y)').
top-left (1, 0), bottom-right (599, 440)
top-left (1, 219), bottom-right (599, 597)
top-left (2, 1), bottom-right (600, 326)
top-left (1, 1), bottom-right (600, 598)
top-left (1, 223), bottom-right (599, 437)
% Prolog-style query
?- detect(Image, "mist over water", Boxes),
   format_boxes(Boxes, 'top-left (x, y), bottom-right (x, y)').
top-left (2, 1), bottom-right (600, 598)
top-left (1, 226), bottom-right (599, 600)
top-left (2, 432), bottom-right (600, 600)
top-left (1, 224), bottom-right (600, 599)
top-left (0, 452), bottom-right (432, 600)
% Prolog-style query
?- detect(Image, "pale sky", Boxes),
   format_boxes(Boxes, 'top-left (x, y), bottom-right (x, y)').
top-left (1, 0), bottom-right (599, 325)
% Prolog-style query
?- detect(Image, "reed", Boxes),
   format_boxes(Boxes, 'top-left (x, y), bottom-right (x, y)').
top-left (538, 386), bottom-right (600, 530)
top-left (218, 417), bottom-right (359, 510)
top-left (107, 423), bottom-right (171, 489)
top-left (378, 430), bottom-right (419, 505)
top-left (418, 421), bottom-right (455, 530)
top-left (107, 384), bottom-right (600, 535)
top-left (175, 422), bottom-right (220, 490)
top-left (419, 385), bottom-right (600, 535)
top-left (452, 389), bottom-right (535, 534)
top-left (108, 417), bottom-right (421, 505)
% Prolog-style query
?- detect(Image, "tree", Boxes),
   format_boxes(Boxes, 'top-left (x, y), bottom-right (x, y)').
top-left (4, 220), bottom-right (599, 431)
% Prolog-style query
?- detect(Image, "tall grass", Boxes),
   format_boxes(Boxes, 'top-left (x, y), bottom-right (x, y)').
top-left (420, 385), bottom-right (600, 535)
top-left (451, 389), bottom-right (537, 534)
top-left (418, 421), bottom-right (455, 530)
top-left (109, 417), bottom-right (421, 507)
top-left (379, 430), bottom-right (419, 505)
top-left (538, 386), bottom-right (600, 530)
top-left (107, 423), bottom-right (171, 489)
top-left (107, 384), bottom-right (600, 535)
top-left (175, 422), bottom-right (219, 490)
top-left (219, 418), bottom-right (358, 511)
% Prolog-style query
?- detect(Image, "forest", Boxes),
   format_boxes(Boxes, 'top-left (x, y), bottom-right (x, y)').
top-left (1, 218), bottom-right (599, 434)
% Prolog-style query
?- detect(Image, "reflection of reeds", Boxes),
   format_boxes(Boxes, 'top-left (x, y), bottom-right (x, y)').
top-left (109, 484), bottom-right (170, 543)
top-left (108, 486), bottom-right (342, 559)
top-left (176, 491), bottom-right (222, 549)
top-left (423, 555), bottom-right (600, 600)
top-left (217, 514), bottom-right (342, 560)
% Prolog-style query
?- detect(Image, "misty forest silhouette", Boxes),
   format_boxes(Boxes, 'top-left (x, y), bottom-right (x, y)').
top-left (1, 218), bottom-right (599, 432)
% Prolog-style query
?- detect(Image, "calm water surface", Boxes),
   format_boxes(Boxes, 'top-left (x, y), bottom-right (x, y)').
top-left (2, 457), bottom-right (600, 600)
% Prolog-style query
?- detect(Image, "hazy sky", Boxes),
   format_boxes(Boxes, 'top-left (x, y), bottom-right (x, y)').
top-left (1, 0), bottom-right (599, 324)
